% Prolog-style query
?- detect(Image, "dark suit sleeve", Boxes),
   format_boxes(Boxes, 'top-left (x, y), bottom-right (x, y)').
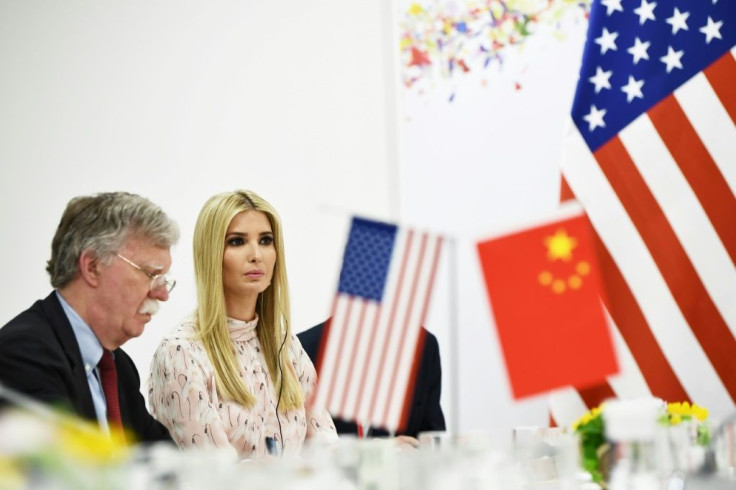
top-left (297, 324), bottom-right (321, 363)
top-left (0, 323), bottom-right (80, 414)
top-left (419, 332), bottom-right (446, 433)
top-left (114, 349), bottom-right (172, 444)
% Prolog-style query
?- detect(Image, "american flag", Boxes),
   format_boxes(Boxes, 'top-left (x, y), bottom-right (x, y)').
top-left (311, 217), bottom-right (443, 432)
top-left (554, 0), bottom-right (736, 424)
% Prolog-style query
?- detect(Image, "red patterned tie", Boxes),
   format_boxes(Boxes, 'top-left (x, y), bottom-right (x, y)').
top-left (98, 349), bottom-right (123, 431)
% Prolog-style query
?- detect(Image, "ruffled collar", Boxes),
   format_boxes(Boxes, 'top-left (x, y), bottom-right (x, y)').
top-left (226, 315), bottom-right (258, 341)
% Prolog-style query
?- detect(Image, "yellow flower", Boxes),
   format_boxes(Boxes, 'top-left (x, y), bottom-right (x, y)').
top-left (665, 401), bottom-right (709, 425)
top-left (572, 403), bottom-right (604, 431)
top-left (572, 411), bottom-right (590, 430)
top-left (667, 402), bottom-right (687, 416)
top-left (691, 404), bottom-right (708, 422)
top-left (56, 421), bottom-right (129, 465)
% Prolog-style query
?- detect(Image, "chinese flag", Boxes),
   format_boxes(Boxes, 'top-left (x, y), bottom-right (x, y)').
top-left (477, 206), bottom-right (618, 399)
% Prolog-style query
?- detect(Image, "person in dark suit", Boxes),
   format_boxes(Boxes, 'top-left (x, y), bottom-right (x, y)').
top-left (298, 320), bottom-right (446, 441)
top-left (0, 192), bottom-right (178, 443)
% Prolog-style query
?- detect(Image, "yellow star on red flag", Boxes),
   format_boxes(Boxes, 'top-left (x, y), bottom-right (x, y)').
top-left (544, 229), bottom-right (577, 261)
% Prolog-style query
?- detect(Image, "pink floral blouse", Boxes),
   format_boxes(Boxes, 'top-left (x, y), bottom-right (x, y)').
top-left (147, 315), bottom-right (337, 460)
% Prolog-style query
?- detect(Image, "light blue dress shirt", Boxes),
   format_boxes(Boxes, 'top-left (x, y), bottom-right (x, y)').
top-left (55, 291), bottom-right (110, 432)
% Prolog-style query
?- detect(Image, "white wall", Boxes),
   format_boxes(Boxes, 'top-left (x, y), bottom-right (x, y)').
top-left (0, 0), bottom-right (589, 439)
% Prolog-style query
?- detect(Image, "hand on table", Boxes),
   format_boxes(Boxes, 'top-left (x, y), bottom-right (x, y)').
top-left (393, 435), bottom-right (419, 449)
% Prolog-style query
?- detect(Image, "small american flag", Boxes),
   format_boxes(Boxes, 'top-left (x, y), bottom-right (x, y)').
top-left (312, 217), bottom-right (443, 433)
top-left (555, 0), bottom-right (736, 423)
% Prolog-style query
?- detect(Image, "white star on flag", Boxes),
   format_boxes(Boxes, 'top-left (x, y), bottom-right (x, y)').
top-left (583, 105), bottom-right (607, 131)
top-left (589, 67), bottom-right (613, 93)
top-left (659, 46), bottom-right (684, 72)
top-left (601, 0), bottom-right (624, 16)
top-left (595, 28), bottom-right (619, 54)
top-left (699, 16), bottom-right (724, 43)
top-left (666, 8), bottom-right (690, 34)
top-left (627, 37), bottom-right (651, 64)
top-left (620, 76), bottom-right (645, 102)
top-left (634, 0), bottom-right (657, 25)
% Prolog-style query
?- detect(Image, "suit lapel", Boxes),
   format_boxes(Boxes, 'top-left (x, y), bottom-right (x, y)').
top-left (41, 292), bottom-right (98, 421)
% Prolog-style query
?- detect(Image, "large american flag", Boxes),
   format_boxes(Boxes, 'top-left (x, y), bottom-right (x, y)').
top-left (554, 0), bottom-right (736, 424)
top-left (312, 217), bottom-right (443, 432)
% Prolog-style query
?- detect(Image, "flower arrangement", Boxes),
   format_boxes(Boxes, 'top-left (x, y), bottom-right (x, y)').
top-left (660, 401), bottom-right (710, 446)
top-left (572, 404), bottom-right (607, 484)
top-left (572, 400), bottom-right (710, 485)
top-left (0, 409), bottom-right (130, 489)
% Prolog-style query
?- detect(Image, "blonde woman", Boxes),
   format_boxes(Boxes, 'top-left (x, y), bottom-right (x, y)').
top-left (148, 190), bottom-right (336, 459)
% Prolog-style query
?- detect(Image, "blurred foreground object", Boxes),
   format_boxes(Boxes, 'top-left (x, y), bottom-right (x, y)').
top-left (572, 397), bottom-right (732, 489)
top-left (299, 321), bottom-right (446, 438)
top-left (477, 204), bottom-right (617, 399)
top-left (312, 217), bottom-right (444, 434)
top-left (0, 383), bottom-right (129, 490)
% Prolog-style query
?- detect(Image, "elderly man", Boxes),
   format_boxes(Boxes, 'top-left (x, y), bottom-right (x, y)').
top-left (0, 192), bottom-right (178, 442)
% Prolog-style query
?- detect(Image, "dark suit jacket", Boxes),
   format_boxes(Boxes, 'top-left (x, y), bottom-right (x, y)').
top-left (0, 292), bottom-right (171, 443)
top-left (298, 320), bottom-right (446, 438)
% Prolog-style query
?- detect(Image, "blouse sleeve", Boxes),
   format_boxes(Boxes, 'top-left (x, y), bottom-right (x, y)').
top-left (290, 335), bottom-right (338, 440)
top-left (148, 336), bottom-right (237, 457)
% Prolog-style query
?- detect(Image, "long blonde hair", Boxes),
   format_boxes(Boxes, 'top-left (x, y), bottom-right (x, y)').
top-left (192, 190), bottom-right (303, 410)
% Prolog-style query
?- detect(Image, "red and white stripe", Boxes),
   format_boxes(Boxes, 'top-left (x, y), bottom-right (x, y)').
top-left (553, 49), bottom-right (736, 427)
top-left (313, 228), bottom-right (443, 432)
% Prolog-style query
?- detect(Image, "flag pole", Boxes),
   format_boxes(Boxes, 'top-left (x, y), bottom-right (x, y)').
top-left (448, 236), bottom-right (460, 435)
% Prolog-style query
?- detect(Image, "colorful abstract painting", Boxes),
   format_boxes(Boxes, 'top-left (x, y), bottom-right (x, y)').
top-left (399, 0), bottom-right (590, 98)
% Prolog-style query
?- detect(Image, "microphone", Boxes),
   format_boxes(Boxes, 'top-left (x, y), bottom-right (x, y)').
top-left (265, 436), bottom-right (279, 456)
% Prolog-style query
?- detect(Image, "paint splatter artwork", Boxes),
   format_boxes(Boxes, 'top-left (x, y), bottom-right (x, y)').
top-left (399, 0), bottom-right (590, 100)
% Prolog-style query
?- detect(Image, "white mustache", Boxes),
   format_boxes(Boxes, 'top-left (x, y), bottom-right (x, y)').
top-left (138, 299), bottom-right (160, 316)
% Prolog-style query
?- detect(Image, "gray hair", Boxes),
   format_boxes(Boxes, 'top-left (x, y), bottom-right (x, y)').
top-left (46, 192), bottom-right (180, 288)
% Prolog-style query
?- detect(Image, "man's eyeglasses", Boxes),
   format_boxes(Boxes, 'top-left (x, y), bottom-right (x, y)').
top-left (115, 253), bottom-right (176, 293)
